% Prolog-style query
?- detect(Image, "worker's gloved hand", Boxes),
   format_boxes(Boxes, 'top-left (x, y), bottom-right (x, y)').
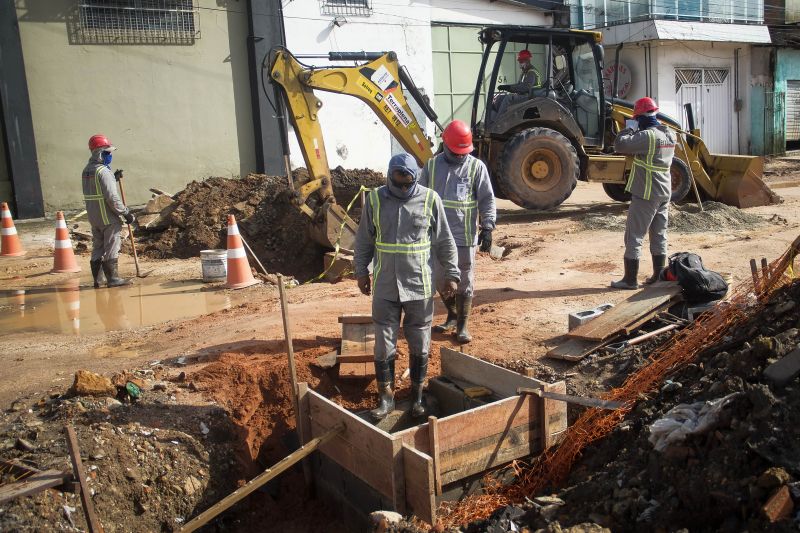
top-left (123, 212), bottom-right (135, 225)
top-left (357, 275), bottom-right (371, 296)
top-left (477, 228), bottom-right (493, 253)
top-left (442, 279), bottom-right (458, 299)
top-left (114, 169), bottom-right (124, 181)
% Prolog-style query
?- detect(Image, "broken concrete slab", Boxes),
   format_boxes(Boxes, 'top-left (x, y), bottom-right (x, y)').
top-left (142, 194), bottom-right (176, 215)
top-left (763, 346), bottom-right (800, 386)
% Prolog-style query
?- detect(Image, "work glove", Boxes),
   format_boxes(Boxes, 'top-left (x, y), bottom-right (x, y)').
top-left (477, 228), bottom-right (493, 253)
top-left (114, 169), bottom-right (124, 181)
top-left (123, 212), bottom-right (135, 225)
top-left (357, 275), bottom-right (371, 296)
top-left (442, 279), bottom-right (458, 299)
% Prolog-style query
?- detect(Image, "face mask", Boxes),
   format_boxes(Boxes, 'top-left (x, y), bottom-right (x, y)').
top-left (388, 174), bottom-right (416, 200)
top-left (443, 146), bottom-right (467, 166)
top-left (102, 151), bottom-right (113, 167)
top-left (637, 114), bottom-right (660, 130)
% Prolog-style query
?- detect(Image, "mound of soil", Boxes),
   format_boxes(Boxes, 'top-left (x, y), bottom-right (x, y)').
top-left (140, 168), bottom-right (385, 282)
top-left (581, 201), bottom-right (769, 233)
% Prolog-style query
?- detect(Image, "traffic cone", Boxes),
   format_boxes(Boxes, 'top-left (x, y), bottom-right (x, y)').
top-left (1, 202), bottom-right (26, 257)
top-left (51, 212), bottom-right (81, 273)
top-left (57, 278), bottom-right (81, 336)
top-left (225, 214), bottom-right (261, 289)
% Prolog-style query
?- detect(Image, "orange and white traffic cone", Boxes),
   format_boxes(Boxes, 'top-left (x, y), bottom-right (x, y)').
top-left (225, 214), bottom-right (261, 289)
top-left (1, 202), bottom-right (26, 257)
top-left (57, 278), bottom-right (81, 336)
top-left (51, 212), bottom-right (81, 273)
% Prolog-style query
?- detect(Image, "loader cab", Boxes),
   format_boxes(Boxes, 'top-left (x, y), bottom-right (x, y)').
top-left (472, 27), bottom-right (606, 148)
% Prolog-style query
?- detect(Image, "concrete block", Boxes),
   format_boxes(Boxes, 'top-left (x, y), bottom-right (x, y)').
top-left (489, 245), bottom-right (505, 260)
top-left (568, 303), bottom-right (614, 331)
top-left (764, 347), bottom-right (800, 386)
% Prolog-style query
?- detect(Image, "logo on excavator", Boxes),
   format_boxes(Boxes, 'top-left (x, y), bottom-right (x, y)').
top-left (385, 93), bottom-right (411, 128)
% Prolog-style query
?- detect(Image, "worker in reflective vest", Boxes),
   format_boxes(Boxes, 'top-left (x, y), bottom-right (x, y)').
top-left (82, 134), bottom-right (134, 288)
top-left (611, 97), bottom-right (676, 290)
top-left (420, 120), bottom-right (496, 343)
top-left (354, 153), bottom-right (460, 421)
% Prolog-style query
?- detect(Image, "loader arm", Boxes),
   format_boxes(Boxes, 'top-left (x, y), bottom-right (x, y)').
top-left (270, 49), bottom-right (435, 249)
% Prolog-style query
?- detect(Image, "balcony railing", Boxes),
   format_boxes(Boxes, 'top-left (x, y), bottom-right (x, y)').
top-left (568, 0), bottom-right (764, 29)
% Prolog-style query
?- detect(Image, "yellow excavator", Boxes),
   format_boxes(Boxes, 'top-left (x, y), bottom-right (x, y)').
top-left (269, 26), bottom-right (778, 250)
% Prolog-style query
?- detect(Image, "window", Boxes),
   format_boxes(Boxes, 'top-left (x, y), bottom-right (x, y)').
top-left (72, 1), bottom-right (199, 45)
top-left (319, 0), bottom-right (372, 17)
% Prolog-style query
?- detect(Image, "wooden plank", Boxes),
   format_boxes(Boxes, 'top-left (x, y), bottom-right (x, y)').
top-left (341, 323), bottom-right (368, 355)
top-left (336, 353), bottom-right (374, 363)
top-left (338, 362), bottom-right (370, 378)
top-left (0, 470), bottom-right (70, 504)
top-left (402, 444), bottom-right (436, 525)
top-left (440, 347), bottom-right (549, 397)
top-left (338, 314), bottom-right (373, 324)
top-left (296, 382), bottom-right (313, 486)
top-left (439, 423), bottom-right (541, 485)
top-left (546, 337), bottom-right (607, 361)
top-left (621, 301), bottom-right (672, 335)
top-left (66, 425), bottom-right (104, 533)
top-left (543, 381), bottom-right (568, 445)
top-left (395, 422), bottom-right (430, 454)
top-left (427, 416), bottom-right (442, 495)
top-left (567, 282), bottom-right (681, 342)
top-left (307, 390), bottom-right (395, 499)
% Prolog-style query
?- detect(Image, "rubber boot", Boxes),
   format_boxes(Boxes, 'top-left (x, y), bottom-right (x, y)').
top-left (90, 259), bottom-right (105, 289)
top-left (102, 258), bottom-right (130, 288)
top-left (411, 381), bottom-right (426, 418)
top-left (643, 254), bottom-right (667, 285)
top-left (388, 358), bottom-right (396, 388)
top-left (370, 382), bottom-right (394, 421)
top-left (456, 294), bottom-right (473, 343)
top-left (432, 295), bottom-right (458, 333)
top-left (610, 258), bottom-right (640, 290)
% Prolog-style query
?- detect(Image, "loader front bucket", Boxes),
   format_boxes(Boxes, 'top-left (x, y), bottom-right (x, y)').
top-left (704, 154), bottom-right (780, 208)
top-left (309, 202), bottom-right (358, 251)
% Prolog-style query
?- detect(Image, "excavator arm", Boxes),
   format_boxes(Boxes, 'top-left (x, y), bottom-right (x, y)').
top-left (269, 48), bottom-right (437, 249)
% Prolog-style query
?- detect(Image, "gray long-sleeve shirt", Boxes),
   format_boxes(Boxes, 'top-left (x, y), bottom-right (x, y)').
top-left (81, 156), bottom-right (129, 228)
top-left (354, 184), bottom-right (460, 302)
top-left (419, 153), bottom-right (496, 247)
top-left (614, 125), bottom-right (676, 201)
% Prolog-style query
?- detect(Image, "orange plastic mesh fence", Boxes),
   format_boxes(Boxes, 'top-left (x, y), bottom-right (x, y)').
top-left (440, 236), bottom-right (800, 527)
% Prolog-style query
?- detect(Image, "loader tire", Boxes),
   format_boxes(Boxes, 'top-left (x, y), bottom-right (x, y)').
top-left (602, 158), bottom-right (692, 204)
top-left (498, 127), bottom-right (579, 210)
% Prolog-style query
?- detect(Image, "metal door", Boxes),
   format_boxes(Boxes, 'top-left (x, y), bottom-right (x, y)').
top-left (675, 68), bottom-right (732, 153)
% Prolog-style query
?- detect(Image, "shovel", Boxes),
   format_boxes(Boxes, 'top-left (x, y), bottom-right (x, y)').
top-left (115, 170), bottom-right (153, 278)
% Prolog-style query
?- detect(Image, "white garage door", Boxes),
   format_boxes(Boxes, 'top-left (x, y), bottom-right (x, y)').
top-left (675, 68), bottom-right (732, 154)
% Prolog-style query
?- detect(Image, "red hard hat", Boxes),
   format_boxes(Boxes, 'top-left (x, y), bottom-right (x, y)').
top-left (442, 120), bottom-right (473, 155)
top-left (88, 134), bottom-right (115, 152)
top-left (517, 49), bottom-right (532, 62)
top-left (633, 97), bottom-right (659, 118)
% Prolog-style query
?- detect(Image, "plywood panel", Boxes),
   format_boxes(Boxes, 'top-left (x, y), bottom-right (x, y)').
top-left (567, 282), bottom-right (681, 342)
top-left (403, 444), bottom-right (436, 525)
top-left (546, 338), bottom-right (606, 361)
top-left (440, 347), bottom-right (549, 397)
top-left (308, 391), bottom-right (395, 499)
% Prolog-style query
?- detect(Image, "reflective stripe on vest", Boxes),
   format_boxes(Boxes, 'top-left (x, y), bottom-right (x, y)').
top-left (429, 155), bottom-right (479, 243)
top-left (370, 187), bottom-right (435, 299)
top-left (626, 130), bottom-right (669, 201)
top-left (83, 167), bottom-right (110, 225)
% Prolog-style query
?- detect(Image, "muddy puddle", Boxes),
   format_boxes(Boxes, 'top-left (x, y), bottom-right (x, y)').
top-left (0, 278), bottom-right (246, 336)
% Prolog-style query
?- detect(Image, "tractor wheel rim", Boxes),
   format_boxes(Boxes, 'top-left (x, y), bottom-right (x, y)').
top-left (522, 149), bottom-right (562, 192)
top-left (670, 165), bottom-right (682, 190)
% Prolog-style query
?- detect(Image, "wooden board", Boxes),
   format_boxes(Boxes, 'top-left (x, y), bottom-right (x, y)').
top-left (341, 322), bottom-right (374, 355)
top-left (338, 314), bottom-right (373, 324)
top-left (402, 444), bottom-right (436, 525)
top-left (339, 318), bottom-right (375, 379)
top-left (440, 347), bottom-right (549, 397)
top-left (546, 337), bottom-right (608, 361)
top-left (541, 381), bottom-right (569, 448)
top-left (307, 390), bottom-right (396, 501)
top-left (0, 470), bottom-right (69, 504)
top-left (567, 282), bottom-right (681, 342)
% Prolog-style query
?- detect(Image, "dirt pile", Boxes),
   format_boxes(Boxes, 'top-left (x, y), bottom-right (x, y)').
top-left (140, 168), bottom-right (385, 282)
top-left (581, 201), bottom-right (770, 233)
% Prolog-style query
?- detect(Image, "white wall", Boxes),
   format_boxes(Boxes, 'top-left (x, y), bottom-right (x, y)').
top-left (281, 0), bottom-right (551, 172)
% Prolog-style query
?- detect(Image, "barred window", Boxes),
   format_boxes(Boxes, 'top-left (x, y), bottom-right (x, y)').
top-left (72, 1), bottom-right (200, 45)
top-left (320, 0), bottom-right (372, 17)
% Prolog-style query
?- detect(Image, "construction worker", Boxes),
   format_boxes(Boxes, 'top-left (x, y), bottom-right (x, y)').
top-left (611, 97), bottom-right (676, 290)
top-left (82, 134), bottom-right (134, 288)
top-left (420, 120), bottom-right (496, 343)
top-left (494, 50), bottom-right (542, 114)
top-left (354, 153), bottom-right (460, 421)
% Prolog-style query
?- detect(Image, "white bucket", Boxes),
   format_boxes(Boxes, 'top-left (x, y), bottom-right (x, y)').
top-left (200, 249), bottom-right (227, 282)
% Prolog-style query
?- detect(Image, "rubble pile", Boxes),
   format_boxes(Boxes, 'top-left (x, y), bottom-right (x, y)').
top-left (139, 168), bottom-right (385, 281)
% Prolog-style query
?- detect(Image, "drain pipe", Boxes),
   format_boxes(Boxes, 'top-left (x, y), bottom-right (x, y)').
top-left (735, 47), bottom-right (742, 154)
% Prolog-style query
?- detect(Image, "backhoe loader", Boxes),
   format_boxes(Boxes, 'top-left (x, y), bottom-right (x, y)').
top-left (269, 26), bottom-right (777, 250)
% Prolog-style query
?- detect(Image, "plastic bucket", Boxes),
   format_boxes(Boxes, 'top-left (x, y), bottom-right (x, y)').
top-left (200, 249), bottom-right (227, 282)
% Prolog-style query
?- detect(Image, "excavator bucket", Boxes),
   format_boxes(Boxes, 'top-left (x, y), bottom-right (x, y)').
top-left (704, 154), bottom-right (779, 208)
top-left (309, 202), bottom-right (358, 251)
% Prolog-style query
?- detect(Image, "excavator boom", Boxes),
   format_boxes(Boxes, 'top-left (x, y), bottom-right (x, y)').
top-left (270, 49), bottom-right (435, 249)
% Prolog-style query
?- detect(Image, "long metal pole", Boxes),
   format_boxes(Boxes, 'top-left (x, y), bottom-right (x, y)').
top-left (679, 133), bottom-right (704, 210)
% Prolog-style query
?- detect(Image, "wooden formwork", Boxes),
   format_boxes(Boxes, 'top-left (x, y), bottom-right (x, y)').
top-left (297, 347), bottom-right (568, 524)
